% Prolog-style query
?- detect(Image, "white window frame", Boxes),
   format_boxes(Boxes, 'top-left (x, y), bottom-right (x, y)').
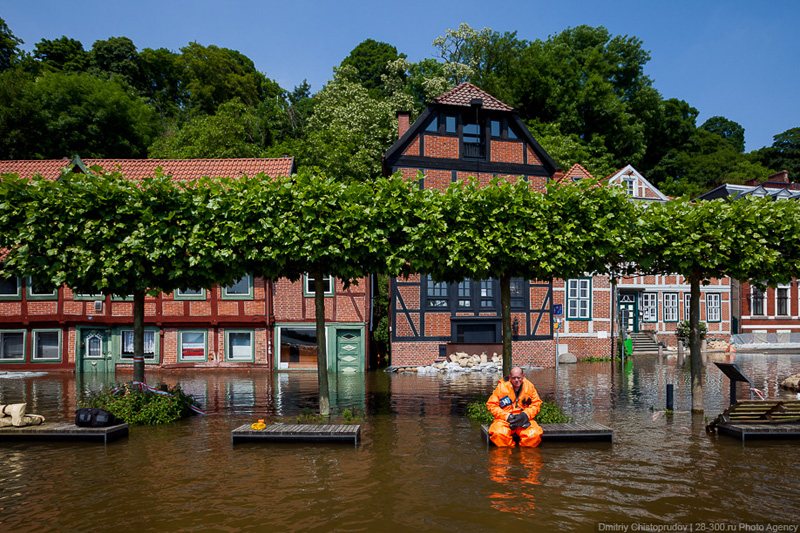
top-left (663, 293), bottom-right (679, 323)
top-left (178, 330), bottom-right (208, 362)
top-left (775, 285), bottom-right (790, 317)
top-left (222, 274), bottom-right (254, 300)
top-left (303, 274), bottom-right (334, 297)
top-left (0, 330), bottom-right (26, 362)
top-left (567, 279), bottom-right (591, 320)
top-left (642, 293), bottom-right (658, 322)
top-left (32, 329), bottom-right (62, 362)
top-left (684, 293), bottom-right (691, 321)
top-left (225, 330), bottom-right (255, 362)
top-left (706, 293), bottom-right (721, 323)
top-left (751, 286), bottom-right (766, 316)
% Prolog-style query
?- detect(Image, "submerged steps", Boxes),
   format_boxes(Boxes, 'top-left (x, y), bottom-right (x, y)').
top-left (232, 423), bottom-right (361, 445)
top-left (481, 422), bottom-right (613, 445)
top-left (0, 422), bottom-right (129, 444)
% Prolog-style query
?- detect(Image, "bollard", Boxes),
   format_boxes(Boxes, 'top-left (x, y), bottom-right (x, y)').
top-left (666, 384), bottom-right (674, 411)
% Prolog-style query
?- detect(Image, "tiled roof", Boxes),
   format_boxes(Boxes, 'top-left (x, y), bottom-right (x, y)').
top-left (555, 163), bottom-right (595, 183)
top-left (0, 157), bottom-right (295, 181)
top-left (433, 82), bottom-right (514, 112)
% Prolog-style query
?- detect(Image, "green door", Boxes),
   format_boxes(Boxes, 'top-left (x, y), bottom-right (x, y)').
top-left (335, 329), bottom-right (362, 373)
top-left (618, 293), bottom-right (639, 333)
top-left (79, 328), bottom-right (112, 373)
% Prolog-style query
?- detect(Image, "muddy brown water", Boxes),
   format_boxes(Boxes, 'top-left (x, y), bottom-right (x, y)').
top-left (1, 354), bottom-right (799, 532)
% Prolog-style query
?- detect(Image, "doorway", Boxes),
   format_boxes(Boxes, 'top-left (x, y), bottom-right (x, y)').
top-left (78, 328), bottom-right (112, 373)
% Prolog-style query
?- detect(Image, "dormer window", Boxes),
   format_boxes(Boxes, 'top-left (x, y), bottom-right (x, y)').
top-left (445, 115), bottom-right (457, 134)
top-left (490, 120), bottom-right (501, 138)
top-left (462, 121), bottom-right (485, 159)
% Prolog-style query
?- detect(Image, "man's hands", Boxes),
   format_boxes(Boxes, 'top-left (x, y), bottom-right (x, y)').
top-left (507, 412), bottom-right (531, 429)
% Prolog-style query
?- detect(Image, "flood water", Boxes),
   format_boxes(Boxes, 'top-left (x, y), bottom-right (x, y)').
top-left (1, 353), bottom-right (799, 532)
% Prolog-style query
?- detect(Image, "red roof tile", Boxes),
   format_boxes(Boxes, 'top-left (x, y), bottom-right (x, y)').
top-left (433, 82), bottom-right (514, 112)
top-left (0, 157), bottom-right (294, 181)
top-left (555, 163), bottom-right (596, 183)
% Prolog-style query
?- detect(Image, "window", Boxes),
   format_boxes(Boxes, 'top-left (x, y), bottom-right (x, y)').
top-left (624, 177), bottom-right (636, 196)
top-left (120, 330), bottom-right (156, 360)
top-left (751, 286), bottom-right (765, 316)
top-left (663, 293), bottom-right (679, 322)
top-left (26, 277), bottom-right (57, 299)
top-left (510, 278), bottom-right (526, 309)
top-left (457, 281), bottom-right (471, 308)
top-left (507, 125), bottom-right (518, 140)
top-left (0, 331), bottom-right (25, 361)
top-left (426, 275), bottom-right (449, 308)
top-left (462, 121), bottom-right (484, 159)
top-left (567, 279), bottom-right (591, 320)
top-left (175, 288), bottom-right (206, 300)
top-left (222, 274), bottom-right (253, 300)
top-left (425, 116), bottom-right (438, 132)
top-left (0, 277), bottom-right (21, 299)
top-left (32, 330), bottom-right (61, 361)
top-left (684, 293), bottom-right (691, 321)
top-left (445, 115), bottom-right (457, 134)
top-left (490, 120), bottom-right (501, 138)
top-left (225, 330), bottom-right (254, 362)
top-left (642, 293), bottom-right (658, 322)
top-left (454, 321), bottom-right (499, 343)
top-left (479, 279), bottom-right (495, 308)
top-left (304, 274), bottom-right (333, 296)
top-left (179, 331), bottom-right (207, 362)
top-left (706, 293), bottom-right (721, 322)
top-left (776, 286), bottom-right (790, 316)
top-left (74, 292), bottom-right (103, 301)
top-left (279, 327), bottom-right (318, 369)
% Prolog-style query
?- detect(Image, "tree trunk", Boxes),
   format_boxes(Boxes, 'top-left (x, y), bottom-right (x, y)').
top-left (689, 275), bottom-right (704, 413)
top-left (500, 274), bottom-right (512, 378)
top-left (133, 289), bottom-right (145, 383)
top-left (314, 269), bottom-right (330, 416)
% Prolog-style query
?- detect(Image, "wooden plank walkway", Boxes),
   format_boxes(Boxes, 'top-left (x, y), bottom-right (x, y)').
top-left (481, 422), bottom-right (613, 445)
top-left (0, 423), bottom-right (129, 444)
top-left (232, 423), bottom-right (360, 445)
top-left (716, 422), bottom-right (800, 442)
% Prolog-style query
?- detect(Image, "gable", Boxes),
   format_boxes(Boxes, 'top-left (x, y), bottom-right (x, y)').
top-left (606, 165), bottom-right (668, 202)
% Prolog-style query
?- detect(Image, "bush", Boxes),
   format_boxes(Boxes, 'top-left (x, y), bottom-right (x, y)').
top-left (465, 399), bottom-right (571, 424)
top-left (676, 320), bottom-right (707, 343)
top-left (80, 383), bottom-right (199, 425)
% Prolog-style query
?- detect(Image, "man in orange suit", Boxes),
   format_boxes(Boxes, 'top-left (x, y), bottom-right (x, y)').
top-left (487, 366), bottom-right (543, 447)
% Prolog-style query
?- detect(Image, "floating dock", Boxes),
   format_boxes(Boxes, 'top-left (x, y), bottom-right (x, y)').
top-left (0, 423), bottom-right (129, 444)
top-left (232, 423), bottom-right (361, 445)
top-left (481, 422), bottom-right (613, 445)
top-left (707, 400), bottom-right (800, 442)
top-left (716, 422), bottom-right (800, 442)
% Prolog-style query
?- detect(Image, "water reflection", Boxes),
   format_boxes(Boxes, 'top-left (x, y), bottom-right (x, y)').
top-left (0, 353), bottom-right (799, 530)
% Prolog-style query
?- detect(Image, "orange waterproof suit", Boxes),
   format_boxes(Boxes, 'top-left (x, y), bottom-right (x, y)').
top-left (487, 377), bottom-right (543, 447)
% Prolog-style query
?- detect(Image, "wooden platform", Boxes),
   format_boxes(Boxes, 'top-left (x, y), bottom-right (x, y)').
top-left (481, 422), bottom-right (613, 445)
top-left (717, 422), bottom-right (800, 442)
top-left (0, 423), bottom-right (129, 444)
top-left (232, 423), bottom-right (361, 445)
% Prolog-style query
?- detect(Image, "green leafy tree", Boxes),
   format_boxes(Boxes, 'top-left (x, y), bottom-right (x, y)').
top-left (0, 17), bottom-right (23, 71)
top-left (137, 47), bottom-right (184, 118)
top-left (340, 39), bottom-right (405, 96)
top-left (90, 36), bottom-right (141, 87)
top-left (33, 36), bottom-right (89, 71)
top-left (638, 197), bottom-right (800, 412)
top-left (700, 116), bottom-right (745, 153)
top-left (0, 169), bottom-right (241, 382)
top-left (1, 71), bottom-right (158, 159)
top-left (754, 127), bottom-right (800, 179)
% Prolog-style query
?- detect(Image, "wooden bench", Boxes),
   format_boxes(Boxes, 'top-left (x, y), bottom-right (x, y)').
top-left (0, 423), bottom-right (129, 444)
top-left (481, 422), bottom-right (613, 445)
top-left (232, 423), bottom-right (360, 445)
top-left (706, 400), bottom-right (800, 442)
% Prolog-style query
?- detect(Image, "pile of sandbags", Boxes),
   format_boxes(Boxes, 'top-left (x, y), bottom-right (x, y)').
top-left (0, 403), bottom-right (45, 428)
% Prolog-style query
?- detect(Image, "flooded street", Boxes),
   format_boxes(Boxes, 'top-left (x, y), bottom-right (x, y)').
top-left (1, 353), bottom-right (799, 531)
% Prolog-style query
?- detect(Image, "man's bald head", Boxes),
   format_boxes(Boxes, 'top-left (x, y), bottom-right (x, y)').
top-left (510, 367), bottom-right (524, 378)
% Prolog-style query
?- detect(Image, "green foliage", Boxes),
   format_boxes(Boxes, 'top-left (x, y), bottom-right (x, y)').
top-left (33, 36), bottom-right (89, 72)
top-left (465, 399), bottom-right (571, 425)
top-left (582, 356), bottom-right (614, 362)
top-left (676, 320), bottom-right (706, 342)
top-left (700, 116), bottom-right (745, 153)
top-left (754, 127), bottom-right (800, 180)
top-left (295, 408), bottom-right (326, 424)
top-left (340, 408), bottom-right (363, 424)
top-left (80, 383), bottom-right (198, 425)
top-left (340, 39), bottom-right (405, 96)
top-left (0, 17), bottom-right (23, 71)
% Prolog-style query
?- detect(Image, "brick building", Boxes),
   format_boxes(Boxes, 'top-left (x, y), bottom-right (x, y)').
top-left (0, 157), bottom-right (371, 373)
top-left (383, 84), bottom-right (732, 367)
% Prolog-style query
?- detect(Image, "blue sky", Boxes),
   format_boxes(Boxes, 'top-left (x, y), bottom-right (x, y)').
top-left (4, 0), bottom-right (798, 151)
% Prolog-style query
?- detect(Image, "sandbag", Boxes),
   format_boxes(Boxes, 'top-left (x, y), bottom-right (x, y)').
top-left (75, 408), bottom-right (119, 428)
top-left (0, 403), bottom-right (27, 426)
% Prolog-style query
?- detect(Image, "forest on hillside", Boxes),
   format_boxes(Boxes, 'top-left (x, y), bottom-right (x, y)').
top-left (1, 20), bottom-right (798, 197)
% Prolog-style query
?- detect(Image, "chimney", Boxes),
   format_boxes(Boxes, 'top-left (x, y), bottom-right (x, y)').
top-left (397, 111), bottom-right (410, 139)
top-left (767, 170), bottom-right (790, 184)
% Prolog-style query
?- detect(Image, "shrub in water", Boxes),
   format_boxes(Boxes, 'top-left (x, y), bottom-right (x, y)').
top-left (466, 399), bottom-right (571, 424)
top-left (80, 383), bottom-right (199, 425)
